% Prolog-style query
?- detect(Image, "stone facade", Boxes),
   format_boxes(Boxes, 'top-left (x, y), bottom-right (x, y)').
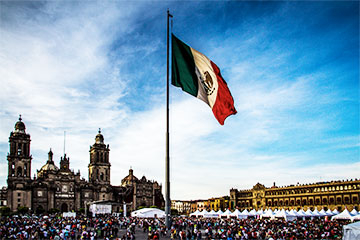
top-left (230, 181), bottom-right (360, 212)
top-left (1, 117), bottom-right (164, 213)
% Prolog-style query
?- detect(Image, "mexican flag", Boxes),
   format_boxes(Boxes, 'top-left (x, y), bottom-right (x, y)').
top-left (171, 34), bottom-right (237, 125)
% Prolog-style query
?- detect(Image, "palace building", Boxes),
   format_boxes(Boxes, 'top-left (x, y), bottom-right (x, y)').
top-left (230, 181), bottom-right (360, 212)
top-left (0, 116), bottom-right (164, 213)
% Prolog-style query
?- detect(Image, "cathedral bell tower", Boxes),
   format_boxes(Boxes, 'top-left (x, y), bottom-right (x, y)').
top-left (88, 129), bottom-right (110, 185)
top-left (7, 115), bottom-right (32, 211)
top-left (7, 115), bottom-right (32, 181)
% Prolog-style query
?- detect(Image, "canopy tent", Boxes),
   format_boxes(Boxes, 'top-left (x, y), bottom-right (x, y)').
top-left (305, 209), bottom-right (313, 217)
top-left (274, 209), bottom-right (297, 221)
top-left (239, 209), bottom-right (249, 219)
top-left (351, 209), bottom-right (359, 215)
top-left (221, 209), bottom-right (232, 218)
top-left (311, 208), bottom-right (322, 217)
top-left (248, 209), bottom-right (258, 216)
top-left (319, 209), bottom-right (328, 216)
top-left (332, 209), bottom-right (340, 215)
top-left (198, 209), bottom-right (209, 217)
top-left (131, 208), bottom-right (165, 218)
top-left (190, 210), bottom-right (201, 217)
top-left (296, 209), bottom-right (307, 218)
top-left (257, 209), bottom-right (265, 215)
top-left (216, 209), bottom-right (224, 215)
top-left (261, 209), bottom-right (275, 219)
top-left (288, 209), bottom-right (298, 216)
top-left (331, 209), bottom-right (354, 221)
top-left (204, 210), bottom-right (219, 218)
top-left (230, 209), bottom-right (242, 218)
top-left (343, 221), bottom-right (360, 240)
top-left (326, 209), bottom-right (335, 216)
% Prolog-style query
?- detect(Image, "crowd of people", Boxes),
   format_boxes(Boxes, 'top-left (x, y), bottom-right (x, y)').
top-left (0, 214), bottom-right (349, 239)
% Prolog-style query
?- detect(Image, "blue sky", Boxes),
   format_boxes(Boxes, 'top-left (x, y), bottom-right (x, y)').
top-left (0, 1), bottom-right (358, 200)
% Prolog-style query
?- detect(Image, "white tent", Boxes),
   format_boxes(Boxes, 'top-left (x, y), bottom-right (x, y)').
top-left (311, 208), bottom-right (322, 217)
top-left (319, 209), bottom-right (328, 217)
top-left (216, 209), bottom-right (224, 215)
top-left (343, 221), bottom-right (360, 240)
top-left (274, 209), bottom-right (297, 221)
top-left (248, 209), bottom-right (257, 216)
top-left (331, 209), bottom-right (354, 221)
top-left (305, 209), bottom-right (313, 217)
top-left (296, 209), bottom-right (307, 218)
top-left (131, 208), bottom-right (165, 218)
top-left (204, 210), bottom-right (219, 218)
top-left (198, 209), bottom-right (209, 217)
top-left (230, 209), bottom-right (242, 218)
top-left (190, 210), bottom-right (201, 217)
top-left (332, 209), bottom-right (340, 215)
top-left (257, 208), bottom-right (265, 215)
top-left (289, 209), bottom-right (297, 216)
top-left (326, 209), bottom-right (335, 216)
top-left (351, 209), bottom-right (359, 215)
top-left (221, 209), bottom-right (232, 218)
top-left (239, 209), bottom-right (249, 219)
top-left (261, 209), bottom-right (275, 219)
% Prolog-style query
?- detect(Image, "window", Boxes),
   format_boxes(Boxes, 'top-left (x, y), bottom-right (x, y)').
top-left (17, 167), bottom-right (22, 177)
top-left (18, 193), bottom-right (21, 197)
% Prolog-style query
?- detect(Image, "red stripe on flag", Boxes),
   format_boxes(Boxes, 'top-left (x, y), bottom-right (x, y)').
top-left (210, 61), bottom-right (237, 125)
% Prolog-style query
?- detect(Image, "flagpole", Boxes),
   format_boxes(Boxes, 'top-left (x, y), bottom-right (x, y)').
top-left (165, 9), bottom-right (173, 230)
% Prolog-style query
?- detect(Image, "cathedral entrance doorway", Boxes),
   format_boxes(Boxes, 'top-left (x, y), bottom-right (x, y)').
top-left (61, 203), bottom-right (68, 212)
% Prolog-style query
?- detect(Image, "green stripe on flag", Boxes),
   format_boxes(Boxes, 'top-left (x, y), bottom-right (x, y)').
top-left (171, 34), bottom-right (198, 97)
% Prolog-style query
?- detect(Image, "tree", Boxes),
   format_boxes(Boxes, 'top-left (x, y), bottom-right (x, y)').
top-left (0, 206), bottom-right (11, 216)
top-left (17, 206), bottom-right (29, 215)
top-left (35, 206), bottom-right (45, 215)
top-left (48, 208), bottom-right (60, 214)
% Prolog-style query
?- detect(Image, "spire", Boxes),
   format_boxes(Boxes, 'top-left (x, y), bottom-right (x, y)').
top-left (48, 148), bottom-right (54, 163)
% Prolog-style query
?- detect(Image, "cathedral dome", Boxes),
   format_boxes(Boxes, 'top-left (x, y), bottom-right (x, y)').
top-left (14, 115), bottom-right (26, 133)
top-left (121, 168), bottom-right (138, 186)
top-left (39, 161), bottom-right (59, 172)
top-left (95, 128), bottom-right (104, 144)
top-left (37, 149), bottom-right (59, 178)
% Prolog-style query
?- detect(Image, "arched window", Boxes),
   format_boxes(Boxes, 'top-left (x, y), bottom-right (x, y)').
top-left (17, 166), bottom-right (22, 177)
top-left (100, 172), bottom-right (104, 181)
top-left (11, 163), bottom-right (15, 176)
top-left (17, 144), bottom-right (22, 156)
top-left (24, 164), bottom-right (27, 177)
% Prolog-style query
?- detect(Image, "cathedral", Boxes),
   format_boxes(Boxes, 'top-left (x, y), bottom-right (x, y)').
top-left (0, 116), bottom-right (164, 213)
